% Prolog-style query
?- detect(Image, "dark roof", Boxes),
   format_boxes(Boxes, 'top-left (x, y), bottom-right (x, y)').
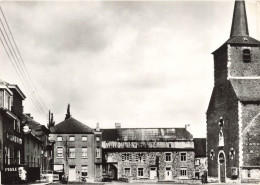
top-left (230, 1), bottom-right (248, 37)
top-left (230, 78), bottom-right (260, 101)
top-left (101, 128), bottom-right (193, 141)
top-left (23, 114), bottom-right (48, 141)
top-left (23, 114), bottom-right (41, 133)
top-left (50, 117), bottom-right (93, 134)
top-left (194, 138), bottom-right (206, 158)
top-left (242, 112), bottom-right (260, 134)
top-left (213, 36), bottom-right (260, 54)
top-left (212, 1), bottom-right (260, 54)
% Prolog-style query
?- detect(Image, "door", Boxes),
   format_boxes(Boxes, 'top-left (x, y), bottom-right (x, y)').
top-left (165, 167), bottom-right (172, 181)
top-left (150, 167), bottom-right (157, 179)
top-left (219, 153), bottom-right (225, 183)
top-left (220, 163), bottom-right (225, 182)
top-left (68, 166), bottom-right (76, 182)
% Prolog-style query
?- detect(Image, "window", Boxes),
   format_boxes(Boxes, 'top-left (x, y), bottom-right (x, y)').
top-left (69, 148), bottom-right (76, 158)
top-left (243, 49), bottom-right (251, 63)
top-left (17, 120), bottom-right (20, 133)
top-left (138, 168), bottom-right (144, 177)
top-left (180, 153), bottom-right (187, 162)
top-left (180, 168), bottom-right (187, 176)
top-left (136, 153), bottom-right (146, 163)
top-left (82, 148), bottom-right (88, 158)
top-left (69, 136), bottom-right (75, 141)
top-left (57, 147), bottom-right (63, 158)
top-left (125, 168), bottom-right (131, 177)
top-left (5, 147), bottom-right (10, 165)
top-left (165, 153), bottom-right (172, 161)
top-left (122, 153), bottom-right (130, 161)
top-left (96, 137), bottom-right (100, 141)
top-left (14, 120), bottom-right (16, 131)
top-left (195, 159), bottom-right (200, 166)
top-left (17, 150), bottom-right (20, 164)
top-left (82, 136), bottom-right (87, 141)
top-left (82, 166), bottom-right (88, 177)
top-left (96, 148), bottom-right (101, 158)
top-left (4, 92), bottom-right (11, 110)
top-left (27, 154), bottom-right (29, 165)
top-left (231, 167), bottom-right (238, 176)
top-left (57, 136), bottom-right (62, 141)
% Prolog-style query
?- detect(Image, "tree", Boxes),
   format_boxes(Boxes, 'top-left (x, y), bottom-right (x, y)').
top-left (48, 111), bottom-right (55, 129)
top-left (65, 104), bottom-right (71, 120)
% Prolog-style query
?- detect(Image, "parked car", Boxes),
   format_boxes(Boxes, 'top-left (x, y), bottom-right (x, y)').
top-left (102, 174), bottom-right (112, 182)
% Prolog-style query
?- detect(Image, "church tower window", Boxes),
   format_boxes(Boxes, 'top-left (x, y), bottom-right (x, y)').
top-left (243, 49), bottom-right (251, 63)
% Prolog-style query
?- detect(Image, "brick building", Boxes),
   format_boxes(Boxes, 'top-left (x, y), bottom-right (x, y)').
top-left (0, 79), bottom-right (26, 183)
top-left (49, 106), bottom-right (102, 182)
top-left (101, 123), bottom-right (195, 182)
top-left (206, 0), bottom-right (260, 183)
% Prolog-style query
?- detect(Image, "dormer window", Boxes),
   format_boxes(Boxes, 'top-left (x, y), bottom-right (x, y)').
top-left (243, 49), bottom-right (251, 63)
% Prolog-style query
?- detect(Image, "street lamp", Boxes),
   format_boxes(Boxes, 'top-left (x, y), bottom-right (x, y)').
top-left (229, 147), bottom-right (235, 159)
top-left (210, 149), bottom-right (215, 160)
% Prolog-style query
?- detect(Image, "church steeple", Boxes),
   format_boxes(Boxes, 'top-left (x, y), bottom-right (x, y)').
top-left (230, 0), bottom-right (249, 37)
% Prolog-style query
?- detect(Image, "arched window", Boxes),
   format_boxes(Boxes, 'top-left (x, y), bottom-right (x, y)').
top-left (243, 49), bottom-right (251, 63)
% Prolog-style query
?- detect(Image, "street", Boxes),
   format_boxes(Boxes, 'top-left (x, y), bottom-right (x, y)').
top-left (46, 182), bottom-right (260, 185)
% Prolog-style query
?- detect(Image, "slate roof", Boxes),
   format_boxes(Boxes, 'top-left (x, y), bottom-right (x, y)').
top-left (230, 0), bottom-right (248, 37)
top-left (50, 117), bottom-right (93, 134)
top-left (230, 78), bottom-right (260, 101)
top-left (193, 138), bottom-right (206, 158)
top-left (101, 128), bottom-right (193, 141)
top-left (212, 1), bottom-right (260, 54)
top-left (23, 114), bottom-right (47, 141)
top-left (242, 112), bottom-right (260, 134)
top-left (213, 36), bottom-right (260, 54)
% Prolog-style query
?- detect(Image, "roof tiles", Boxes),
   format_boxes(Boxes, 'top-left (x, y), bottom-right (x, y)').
top-left (50, 117), bottom-right (93, 134)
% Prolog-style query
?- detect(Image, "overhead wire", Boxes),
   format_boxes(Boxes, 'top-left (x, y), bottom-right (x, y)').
top-left (0, 19), bottom-right (47, 118)
top-left (0, 6), bottom-right (49, 113)
top-left (0, 6), bottom-right (49, 121)
top-left (0, 29), bottom-right (46, 121)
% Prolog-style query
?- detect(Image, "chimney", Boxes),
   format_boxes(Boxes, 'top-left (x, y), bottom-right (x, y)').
top-left (185, 124), bottom-right (191, 133)
top-left (25, 113), bottom-right (33, 119)
top-left (115, 123), bottom-right (121, 129)
top-left (96, 122), bottom-right (100, 131)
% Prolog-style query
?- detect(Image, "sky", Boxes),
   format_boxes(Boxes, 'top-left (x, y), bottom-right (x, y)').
top-left (0, 1), bottom-right (259, 138)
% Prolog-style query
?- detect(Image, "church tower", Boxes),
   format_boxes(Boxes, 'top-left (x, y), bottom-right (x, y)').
top-left (206, 0), bottom-right (260, 183)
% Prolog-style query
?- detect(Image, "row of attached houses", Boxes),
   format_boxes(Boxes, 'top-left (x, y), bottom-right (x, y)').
top-left (0, 78), bottom-right (207, 183)
top-left (0, 79), bottom-right (52, 184)
top-left (49, 111), bottom-right (207, 182)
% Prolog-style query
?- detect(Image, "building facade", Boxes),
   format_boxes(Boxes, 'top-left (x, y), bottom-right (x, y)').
top-left (23, 114), bottom-right (52, 173)
top-left (206, 0), bottom-right (260, 183)
top-left (101, 123), bottom-right (195, 182)
top-left (49, 110), bottom-right (102, 182)
top-left (193, 138), bottom-right (207, 180)
top-left (0, 80), bottom-right (26, 183)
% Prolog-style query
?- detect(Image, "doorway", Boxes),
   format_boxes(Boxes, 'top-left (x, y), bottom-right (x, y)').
top-left (165, 167), bottom-right (172, 181)
top-left (219, 152), bottom-right (226, 183)
top-left (149, 167), bottom-right (157, 179)
top-left (68, 166), bottom-right (76, 182)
